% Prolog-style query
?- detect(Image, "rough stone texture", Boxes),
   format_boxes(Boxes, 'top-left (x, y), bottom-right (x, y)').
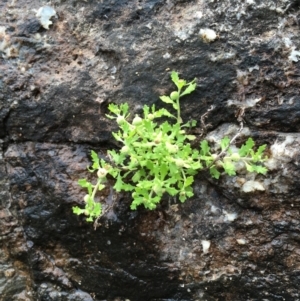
top-left (1, 0), bottom-right (300, 300)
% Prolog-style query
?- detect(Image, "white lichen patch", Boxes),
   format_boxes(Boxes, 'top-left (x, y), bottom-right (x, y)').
top-left (271, 136), bottom-right (294, 157)
top-left (223, 210), bottom-right (237, 222)
top-left (209, 51), bottom-right (236, 62)
top-left (242, 180), bottom-right (265, 192)
top-left (35, 6), bottom-right (57, 30)
top-left (265, 136), bottom-right (297, 170)
top-left (263, 176), bottom-right (289, 194)
top-left (288, 47), bottom-right (300, 62)
top-left (227, 97), bottom-right (262, 108)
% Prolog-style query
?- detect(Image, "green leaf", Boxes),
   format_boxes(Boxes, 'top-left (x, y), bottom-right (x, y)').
top-left (108, 103), bottom-right (120, 115)
top-left (220, 136), bottom-right (230, 151)
top-left (189, 161), bottom-right (202, 170)
top-left (171, 71), bottom-right (180, 86)
top-left (165, 186), bottom-right (178, 196)
top-left (78, 179), bottom-right (93, 195)
top-left (252, 144), bottom-right (267, 162)
top-left (184, 176), bottom-right (194, 187)
top-left (114, 174), bottom-right (125, 192)
top-left (143, 120), bottom-right (155, 133)
top-left (209, 166), bottom-right (220, 179)
top-left (155, 108), bottom-right (175, 118)
top-left (160, 163), bottom-right (168, 180)
top-left (245, 162), bottom-right (255, 173)
top-left (246, 163), bottom-right (267, 174)
top-left (153, 180), bottom-right (163, 195)
top-left (182, 120), bottom-right (197, 128)
top-left (112, 132), bottom-right (123, 142)
top-left (143, 105), bottom-right (150, 117)
top-left (122, 183), bottom-right (135, 191)
top-left (120, 103), bottom-right (129, 116)
top-left (89, 150), bottom-right (100, 170)
top-left (172, 102), bottom-right (179, 110)
top-left (180, 82), bottom-right (196, 97)
top-left (200, 140), bottom-right (210, 155)
top-left (145, 160), bottom-right (154, 171)
top-left (191, 120), bottom-right (197, 127)
top-left (131, 172), bottom-right (141, 183)
top-left (184, 186), bottom-right (194, 198)
top-left (105, 114), bottom-right (115, 120)
top-left (222, 160), bottom-right (236, 176)
top-left (186, 135), bottom-right (196, 141)
top-left (256, 144), bottom-right (266, 155)
top-left (72, 206), bottom-right (85, 215)
top-left (169, 162), bottom-right (180, 176)
top-left (254, 165), bottom-right (268, 174)
top-left (93, 202), bottom-right (102, 217)
top-left (98, 184), bottom-right (105, 191)
top-left (160, 121), bottom-right (172, 134)
top-left (108, 150), bottom-right (125, 165)
top-left (160, 95), bottom-right (174, 104)
top-left (179, 192), bottom-right (187, 202)
top-left (108, 167), bottom-right (118, 178)
top-left (239, 138), bottom-right (255, 156)
top-left (78, 178), bottom-right (89, 187)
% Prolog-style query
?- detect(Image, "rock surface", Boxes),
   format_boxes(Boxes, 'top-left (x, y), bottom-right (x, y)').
top-left (1, 0), bottom-right (300, 300)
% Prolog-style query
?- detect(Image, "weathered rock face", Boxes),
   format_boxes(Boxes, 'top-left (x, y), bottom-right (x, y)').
top-left (1, 0), bottom-right (300, 300)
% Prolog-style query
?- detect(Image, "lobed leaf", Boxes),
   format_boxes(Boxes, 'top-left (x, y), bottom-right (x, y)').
top-left (252, 144), bottom-right (267, 162)
top-left (73, 206), bottom-right (85, 215)
top-left (160, 95), bottom-right (174, 104)
top-left (239, 137), bottom-right (255, 156)
top-left (180, 82), bottom-right (196, 97)
top-left (78, 179), bottom-right (93, 195)
top-left (209, 166), bottom-right (220, 179)
top-left (184, 176), bottom-right (194, 187)
top-left (222, 160), bottom-right (236, 176)
top-left (200, 140), bottom-right (210, 156)
top-left (220, 136), bottom-right (230, 151)
top-left (171, 71), bottom-right (180, 86)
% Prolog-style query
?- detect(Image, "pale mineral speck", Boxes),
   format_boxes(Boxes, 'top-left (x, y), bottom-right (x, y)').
top-left (199, 28), bottom-right (217, 43)
top-left (201, 240), bottom-right (211, 254)
top-left (248, 65), bottom-right (259, 72)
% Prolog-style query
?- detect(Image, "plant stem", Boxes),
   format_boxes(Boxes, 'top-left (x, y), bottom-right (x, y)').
top-left (181, 169), bottom-right (187, 187)
top-left (177, 102), bottom-right (181, 123)
top-left (92, 179), bottom-right (102, 200)
top-left (176, 89), bottom-right (182, 124)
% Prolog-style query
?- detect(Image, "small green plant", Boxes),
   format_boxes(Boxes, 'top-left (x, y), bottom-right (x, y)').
top-left (73, 72), bottom-right (268, 222)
